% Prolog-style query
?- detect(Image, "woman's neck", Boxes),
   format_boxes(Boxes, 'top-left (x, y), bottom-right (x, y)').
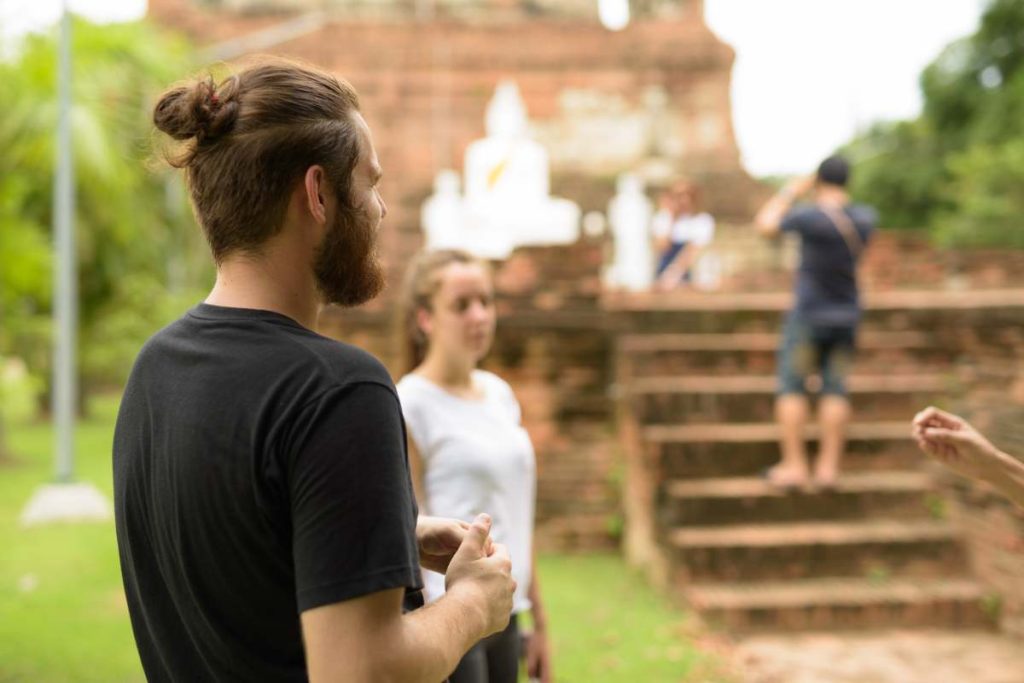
top-left (416, 353), bottom-right (477, 393)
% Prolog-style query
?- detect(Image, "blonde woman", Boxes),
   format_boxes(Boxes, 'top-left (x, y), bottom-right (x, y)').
top-left (397, 250), bottom-right (552, 683)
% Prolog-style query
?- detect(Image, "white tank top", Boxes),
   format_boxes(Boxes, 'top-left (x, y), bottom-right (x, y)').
top-left (397, 370), bottom-right (536, 614)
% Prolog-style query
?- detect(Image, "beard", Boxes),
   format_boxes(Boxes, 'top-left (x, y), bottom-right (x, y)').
top-left (312, 199), bottom-right (385, 307)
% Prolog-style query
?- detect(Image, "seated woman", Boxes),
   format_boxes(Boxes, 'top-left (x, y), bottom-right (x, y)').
top-left (652, 179), bottom-right (715, 291)
top-left (397, 249), bottom-right (552, 683)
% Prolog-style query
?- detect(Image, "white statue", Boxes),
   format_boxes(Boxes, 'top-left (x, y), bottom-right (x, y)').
top-left (607, 173), bottom-right (654, 291)
top-left (421, 170), bottom-right (464, 251)
top-left (421, 80), bottom-right (580, 260)
top-left (465, 81), bottom-right (550, 204)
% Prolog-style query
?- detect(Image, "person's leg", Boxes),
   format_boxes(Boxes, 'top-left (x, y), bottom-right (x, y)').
top-left (448, 641), bottom-right (489, 683)
top-left (769, 317), bottom-right (812, 488)
top-left (814, 326), bottom-right (856, 488)
top-left (484, 614), bottom-right (520, 683)
top-left (816, 394), bottom-right (850, 487)
top-left (771, 393), bottom-right (811, 487)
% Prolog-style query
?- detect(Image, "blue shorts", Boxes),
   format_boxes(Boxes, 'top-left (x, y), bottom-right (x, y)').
top-left (777, 316), bottom-right (856, 397)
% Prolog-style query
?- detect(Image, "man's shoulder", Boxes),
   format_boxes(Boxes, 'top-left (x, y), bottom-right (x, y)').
top-left (787, 204), bottom-right (822, 220)
top-left (847, 203), bottom-right (879, 225)
top-left (136, 310), bottom-right (394, 399)
top-left (286, 333), bottom-right (394, 394)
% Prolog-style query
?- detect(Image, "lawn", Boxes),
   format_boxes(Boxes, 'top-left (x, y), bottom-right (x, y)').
top-left (0, 394), bottom-right (726, 682)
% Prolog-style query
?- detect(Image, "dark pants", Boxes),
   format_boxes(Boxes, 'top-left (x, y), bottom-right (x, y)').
top-left (449, 615), bottom-right (520, 683)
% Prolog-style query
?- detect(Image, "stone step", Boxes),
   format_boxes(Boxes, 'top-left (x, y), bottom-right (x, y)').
top-left (606, 288), bottom-right (1024, 313)
top-left (667, 519), bottom-right (966, 582)
top-left (605, 289), bottom-right (1024, 336)
top-left (631, 373), bottom-right (947, 395)
top-left (646, 420), bottom-right (913, 444)
top-left (684, 578), bottom-right (993, 632)
top-left (660, 471), bottom-right (938, 526)
top-left (618, 331), bottom-right (948, 375)
top-left (620, 330), bottom-right (936, 354)
top-left (649, 420), bottom-right (923, 478)
top-left (630, 374), bottom-right (948, 424)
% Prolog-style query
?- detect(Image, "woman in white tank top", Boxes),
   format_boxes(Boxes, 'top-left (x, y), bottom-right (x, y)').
top-left (397, 250), bottom-right (552, 683)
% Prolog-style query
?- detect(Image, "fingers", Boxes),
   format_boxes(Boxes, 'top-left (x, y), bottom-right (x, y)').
top-left (488, 541), bottom-right (511, 565)
top-left (913, 406), bottom-right (964, 430)
top-left (465, 513), bottom-right (491, 548)
top-left (924, 427), bottom-right (970, 443)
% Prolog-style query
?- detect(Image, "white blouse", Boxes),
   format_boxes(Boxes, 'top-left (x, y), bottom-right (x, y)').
top-left (651, 210), bottom-right (716, 246)
top-left (397, 370), bottom-right (536, 614)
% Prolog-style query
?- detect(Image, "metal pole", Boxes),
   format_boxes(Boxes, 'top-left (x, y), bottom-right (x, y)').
top-left (53, 2), bottom-right (76, 483)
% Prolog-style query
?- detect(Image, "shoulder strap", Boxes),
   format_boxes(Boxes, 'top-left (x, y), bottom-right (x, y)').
top-left (820, 205), bottom-right (864, 259)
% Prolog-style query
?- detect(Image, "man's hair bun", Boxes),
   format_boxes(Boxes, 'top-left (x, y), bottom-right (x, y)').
top-left (153, 77), bottom-right (239, 143)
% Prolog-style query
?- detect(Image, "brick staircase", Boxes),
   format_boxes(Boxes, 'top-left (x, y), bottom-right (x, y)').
top-left (611, 290), bottom-right (1006, 632)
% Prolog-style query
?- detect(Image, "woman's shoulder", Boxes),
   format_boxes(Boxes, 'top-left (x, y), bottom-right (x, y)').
top-left (396, 373), bottom-right (433, 406)
top-left (473, 369), bottom-right (513, 394)
top-left (474, 370), bottom-right (522, 420)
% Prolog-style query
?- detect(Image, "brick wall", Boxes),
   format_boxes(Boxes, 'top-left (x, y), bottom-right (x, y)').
top-left (149, 0), bottom-right (766, 298)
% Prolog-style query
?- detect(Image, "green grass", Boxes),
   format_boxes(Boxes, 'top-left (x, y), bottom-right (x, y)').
top-left (1, 395), bottom-right (724, 682)
top-left (1, 395), bottom-right (143, 683)
top-left (533, 555), bottom-right (729, 682)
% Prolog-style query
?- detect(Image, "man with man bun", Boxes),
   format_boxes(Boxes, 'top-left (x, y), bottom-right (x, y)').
top-left (113, 59), bottom-right (515, 682)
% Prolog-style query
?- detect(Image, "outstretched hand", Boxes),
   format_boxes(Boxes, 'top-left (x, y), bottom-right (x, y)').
top-left (911, 407), bottom-right (1004, 483)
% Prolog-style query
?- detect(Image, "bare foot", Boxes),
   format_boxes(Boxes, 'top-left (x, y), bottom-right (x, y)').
top-left (812, 462), bottom-right (839, 491)
top-left (763, 465), bottom-right (809, 492)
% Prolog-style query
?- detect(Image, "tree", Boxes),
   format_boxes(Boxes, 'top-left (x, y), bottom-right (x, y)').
top-left (844, 0), bottom-right (1024, 246)
top-left (0, 18), bottom-right (209, 418)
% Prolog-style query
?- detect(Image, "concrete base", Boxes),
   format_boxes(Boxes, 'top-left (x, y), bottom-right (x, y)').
top-left (20, 482), bottom-right (112, 526)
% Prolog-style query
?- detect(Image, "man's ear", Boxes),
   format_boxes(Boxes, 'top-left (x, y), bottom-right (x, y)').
top-left (303, 165), bottom-right (328, 226)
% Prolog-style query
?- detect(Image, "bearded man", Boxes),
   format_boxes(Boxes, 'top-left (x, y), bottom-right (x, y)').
top-left (113, 60), bottom-right (515, 683)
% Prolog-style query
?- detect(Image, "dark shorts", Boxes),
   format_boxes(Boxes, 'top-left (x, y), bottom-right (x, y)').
top-left (656, 241), bottom-right (693, 283)
top-left (448, 614), bottom-right (520, 683)
top-left (777, 316), bottom-right (856, 397)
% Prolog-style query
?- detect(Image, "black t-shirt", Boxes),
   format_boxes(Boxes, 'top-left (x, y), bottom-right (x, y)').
top-left (113, 303), bottom-right (423, 682)
top-left (781, 203), bottom-right (877, 326)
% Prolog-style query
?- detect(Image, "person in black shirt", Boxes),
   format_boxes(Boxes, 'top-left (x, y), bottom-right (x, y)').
top-left (754, 155), bottom-right (876, 491)
top-left (113, 60), bottom-right (515, 682)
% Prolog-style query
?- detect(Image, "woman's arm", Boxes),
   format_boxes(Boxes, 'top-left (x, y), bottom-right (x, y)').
top-left (524, 547), bottom-right (552, 682)
top-left (407, 435), bottom-right (427, 511)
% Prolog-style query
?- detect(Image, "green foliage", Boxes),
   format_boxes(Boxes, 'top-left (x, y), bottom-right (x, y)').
top-left (936, 139), bottom-right (1024, 247)
top-left (845, 120), bottom-right (948, 230)
top-left (844, 0), bottom-right (1024, 246)
top-left (0, 18), bottom-right (210, 402)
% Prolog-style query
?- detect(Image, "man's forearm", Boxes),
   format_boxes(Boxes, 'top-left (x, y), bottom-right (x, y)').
top-left (374, 586), bottom-right (488, 682)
